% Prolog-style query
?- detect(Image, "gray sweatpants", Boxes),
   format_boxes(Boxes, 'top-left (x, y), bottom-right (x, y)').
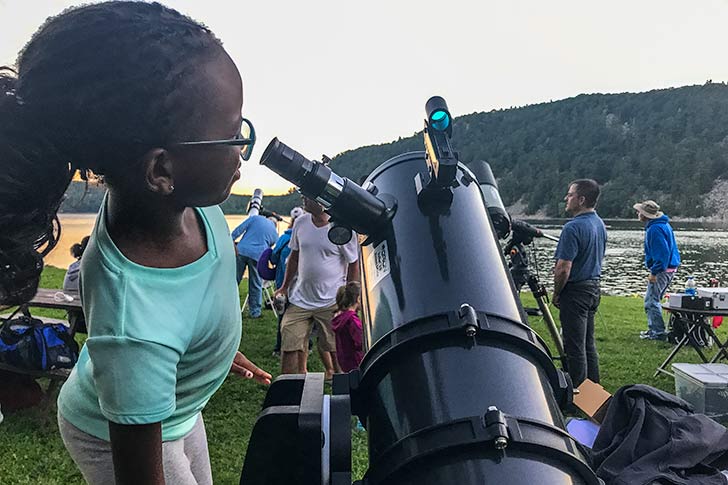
top-left (58, 412), bottom-right (213, 485)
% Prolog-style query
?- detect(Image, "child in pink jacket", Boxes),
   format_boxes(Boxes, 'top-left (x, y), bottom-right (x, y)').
top-left (331, 282), bottom-right (364, 372)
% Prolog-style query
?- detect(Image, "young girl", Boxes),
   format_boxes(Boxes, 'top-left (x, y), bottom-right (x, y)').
top-left (0, 3), bottom-right (270, 484)
top-left (331, 281), bottom-right (364, 373)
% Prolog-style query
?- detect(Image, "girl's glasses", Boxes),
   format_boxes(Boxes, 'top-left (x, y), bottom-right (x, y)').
top-left (176, 118), bottom-right (256, 161)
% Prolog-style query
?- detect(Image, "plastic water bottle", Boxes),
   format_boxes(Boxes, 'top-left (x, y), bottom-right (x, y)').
top-left (686, 276), bottom-right (697, 296)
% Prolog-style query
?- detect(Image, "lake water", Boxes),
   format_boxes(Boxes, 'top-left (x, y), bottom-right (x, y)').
top-left (525, 219), bottom-right (728, 295)
top-left (48, 213), bottom-right (254, 269)
top-left (49, 214), bottom-right (728, 296)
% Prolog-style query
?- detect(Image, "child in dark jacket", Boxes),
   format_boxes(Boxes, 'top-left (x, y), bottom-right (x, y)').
top-left (331, 282), bottom-right (364, 372)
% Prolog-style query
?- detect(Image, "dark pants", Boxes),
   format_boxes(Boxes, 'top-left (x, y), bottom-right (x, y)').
top-left (560, 279), bottom-right (601, 387)
top-left (274, 314), bottom-right (283, 352)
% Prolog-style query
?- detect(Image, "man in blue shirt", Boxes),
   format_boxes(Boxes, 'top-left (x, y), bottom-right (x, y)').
top-left (553, 179), bottom-right (607, 387)
top-left (633, 200), bottom-right (681, 341)
top-left (232, 214), bottom-right (278, 318)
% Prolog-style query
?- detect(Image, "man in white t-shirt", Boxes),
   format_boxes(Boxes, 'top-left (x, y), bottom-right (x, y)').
top-left (275, 196), bottom-right (360, 378)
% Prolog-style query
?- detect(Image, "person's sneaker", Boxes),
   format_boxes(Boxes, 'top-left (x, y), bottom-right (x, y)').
top-left (641, 331), bottom-right (666, 341)
top-left (271, 350), bottom-right (280, 358)
top-left (639, 331), bottom-right (652, 339)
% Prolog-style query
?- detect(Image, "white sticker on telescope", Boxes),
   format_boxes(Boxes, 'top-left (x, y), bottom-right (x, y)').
top-left (367, 240), bottom-right (390, 287)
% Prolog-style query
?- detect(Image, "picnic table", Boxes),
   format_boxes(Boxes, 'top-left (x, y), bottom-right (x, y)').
top-left (0, 288), bottom-right (83, 392)
top-left (654, 304), bottom-right (728, 377)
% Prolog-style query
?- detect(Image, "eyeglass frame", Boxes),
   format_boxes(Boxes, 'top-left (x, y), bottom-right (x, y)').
top-left (174, 117), bottom-right (256, 161)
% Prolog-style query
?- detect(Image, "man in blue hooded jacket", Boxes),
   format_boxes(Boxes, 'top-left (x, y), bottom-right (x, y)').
top-left (633, 200), bottom-right (681, 340)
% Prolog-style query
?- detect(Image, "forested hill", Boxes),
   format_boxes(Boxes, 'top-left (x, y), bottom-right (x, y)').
top-left (328, 82), bottom-right (728, 219)
top-left (60, 83), bottom-right (728, 219)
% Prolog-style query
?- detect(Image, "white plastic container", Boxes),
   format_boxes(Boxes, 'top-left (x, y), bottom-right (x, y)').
top-left (673, 363), bottom-right (728, 423)
top-left (697, 287), bottom-right (728, 310)
top-left (668, 293), bottom-right (686, 308)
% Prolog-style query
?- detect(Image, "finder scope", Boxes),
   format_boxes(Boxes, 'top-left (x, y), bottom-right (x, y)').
top-left (421, 96), bottom-right (458, 190)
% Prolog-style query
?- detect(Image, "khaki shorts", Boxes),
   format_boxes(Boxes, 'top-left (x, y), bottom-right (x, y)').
top-left (281, 303), bottom-right (337, 352)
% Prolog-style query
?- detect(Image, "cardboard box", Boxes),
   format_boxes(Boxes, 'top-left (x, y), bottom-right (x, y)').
top-left (574, 379), bottom-right (612, 423)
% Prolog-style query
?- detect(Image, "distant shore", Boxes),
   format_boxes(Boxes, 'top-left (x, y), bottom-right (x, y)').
top-left (57, 210), bottom-right (728, 227)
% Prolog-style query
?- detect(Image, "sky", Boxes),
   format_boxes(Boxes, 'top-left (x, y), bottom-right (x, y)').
top-left (2, 0), bottom-right (728, 195)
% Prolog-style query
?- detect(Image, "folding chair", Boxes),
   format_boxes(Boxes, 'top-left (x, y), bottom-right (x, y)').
top-left (242, 280), bottom-right (279, 318)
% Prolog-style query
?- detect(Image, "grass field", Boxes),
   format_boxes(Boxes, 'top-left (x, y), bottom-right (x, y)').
top-left (0, 267), bottom-right (721, 484)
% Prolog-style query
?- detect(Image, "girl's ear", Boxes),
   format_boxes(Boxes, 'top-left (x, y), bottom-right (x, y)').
top-left (140, 148), bottom-right (175, 195)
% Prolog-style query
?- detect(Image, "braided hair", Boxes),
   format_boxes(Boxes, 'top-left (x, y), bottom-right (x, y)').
top-left (0, 2), bottom-right (225, 305)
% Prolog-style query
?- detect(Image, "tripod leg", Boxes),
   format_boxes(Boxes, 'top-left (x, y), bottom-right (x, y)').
top-left (525, 274), bottom-right (567, 370)
top-left (535, 294), bottom-right (567, 370)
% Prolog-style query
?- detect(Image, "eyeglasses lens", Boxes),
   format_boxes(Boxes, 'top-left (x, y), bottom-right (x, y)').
top-left (239, 119), bottom-right (255, 161)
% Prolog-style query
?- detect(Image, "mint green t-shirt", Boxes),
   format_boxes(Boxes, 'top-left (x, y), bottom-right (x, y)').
top-left (58, 203), bottom-right (242, 441)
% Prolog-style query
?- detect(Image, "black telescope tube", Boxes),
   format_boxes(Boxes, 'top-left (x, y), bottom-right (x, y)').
top-left (352, 153), bottom-right (596, 484)
top-left (260, 138), bottom-right (393, 237)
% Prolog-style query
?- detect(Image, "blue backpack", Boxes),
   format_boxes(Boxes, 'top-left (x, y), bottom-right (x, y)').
top-left (0, 315), bottom-right (78, 371)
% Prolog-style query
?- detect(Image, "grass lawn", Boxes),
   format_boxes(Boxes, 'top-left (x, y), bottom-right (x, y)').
top-left (0, 267), bottom-right (723, 484)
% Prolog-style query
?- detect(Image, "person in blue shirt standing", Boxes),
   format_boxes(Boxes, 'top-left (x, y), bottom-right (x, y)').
top-left (232, 213), bottom-right (279, 318)
top-left (633, 200), bottom-right (681, 341)
top-left (553, 179), bottom-right (607, 387)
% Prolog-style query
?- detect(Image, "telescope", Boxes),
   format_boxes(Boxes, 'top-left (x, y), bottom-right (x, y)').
top-left (246, 188), bottom-right (283, 221)
top-left (247, 188), bottom-right (264, 216)
top-left (241, 97), bottom-right (601, 484)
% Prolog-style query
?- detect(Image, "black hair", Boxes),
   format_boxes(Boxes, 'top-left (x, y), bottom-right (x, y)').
top-left (336, 281), bottom-right (361, 312)
top-left (569, 179), bottom-right (601, 209)
top-left (70, 236), bottom-right (90, 260)
top-left (0, 2), bottom-right (224, 305)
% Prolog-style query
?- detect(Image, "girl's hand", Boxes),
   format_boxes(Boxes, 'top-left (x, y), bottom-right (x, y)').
top-left (230, 351), bottom-right (272, 385)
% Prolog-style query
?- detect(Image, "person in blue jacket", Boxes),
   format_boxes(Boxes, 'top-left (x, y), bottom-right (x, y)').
top-left (232, 213), bottom-right (279, 318)
top-left (633, 200), bottom-right (681, 340)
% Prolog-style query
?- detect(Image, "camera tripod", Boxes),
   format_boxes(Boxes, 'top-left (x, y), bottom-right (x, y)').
top-left (506, 221), bottom-right (567, 370)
